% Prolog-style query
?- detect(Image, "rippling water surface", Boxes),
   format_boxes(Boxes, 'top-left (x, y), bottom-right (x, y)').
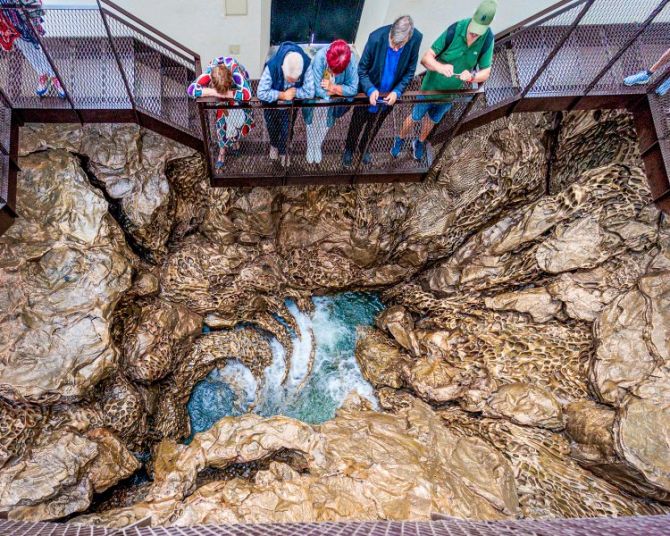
top-left (187, 292), bottom-right (384, 438)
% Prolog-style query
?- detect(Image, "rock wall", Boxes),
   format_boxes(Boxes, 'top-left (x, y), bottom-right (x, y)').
top-left (0, 110), bottom-right (668, 526)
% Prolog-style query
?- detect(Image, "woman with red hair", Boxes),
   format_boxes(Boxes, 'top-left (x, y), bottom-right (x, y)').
top-left (304, 39), bottom-right (358, 164)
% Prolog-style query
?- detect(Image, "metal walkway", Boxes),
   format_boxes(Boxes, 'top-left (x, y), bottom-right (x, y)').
top-left (201, 0), bottom-right (670, 206)
top-left (1, 0), bottom-right (670, 228)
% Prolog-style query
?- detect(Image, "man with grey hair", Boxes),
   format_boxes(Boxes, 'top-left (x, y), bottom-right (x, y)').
top-left (258, 42), bottom-right (314, 166)
top-left (343, 15), bottom-right (423, 167)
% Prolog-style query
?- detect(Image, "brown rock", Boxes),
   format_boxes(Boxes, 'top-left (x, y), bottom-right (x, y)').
top-left (376, 305), bottom-right (421, 356)
top-left (355, 327), bottom-right (411, 389)
top-left (484, 383), bottom-right (564, 430)
top-left (0, 150), bottom-right (132, 401)
top-left (73, 399), bottom-right (519, 527)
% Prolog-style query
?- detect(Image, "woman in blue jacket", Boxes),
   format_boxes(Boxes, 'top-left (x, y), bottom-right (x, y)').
top-left (304, 40), bottom-right (358, 165)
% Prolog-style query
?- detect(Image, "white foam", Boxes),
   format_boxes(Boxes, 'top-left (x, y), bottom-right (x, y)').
top-left (284, 300), bottom-right (314, 390)
top-left (217, 361), bottom-right (258, 414)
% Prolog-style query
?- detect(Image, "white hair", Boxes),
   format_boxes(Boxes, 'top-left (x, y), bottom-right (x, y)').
top-left (390, 15), bottom-right (414, 45)
top-left (282, 52), bottom-right (304, 80)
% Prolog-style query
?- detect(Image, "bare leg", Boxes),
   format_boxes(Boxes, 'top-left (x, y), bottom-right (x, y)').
top-left (217, 147), bottom-right (226, 164)
top-left (651, 47), bottom-right (670, 73)
top-left (399, 115), bottom-right (415, 139)
top-left (419, 117), bottom-right (435, 142)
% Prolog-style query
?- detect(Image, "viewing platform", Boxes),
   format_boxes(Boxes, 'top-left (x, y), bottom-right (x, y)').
top-left (1, 0), bottom-right (669, 229)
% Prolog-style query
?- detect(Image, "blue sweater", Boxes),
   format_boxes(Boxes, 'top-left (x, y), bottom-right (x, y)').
top-left (358, 24), bottom-right (423, 98)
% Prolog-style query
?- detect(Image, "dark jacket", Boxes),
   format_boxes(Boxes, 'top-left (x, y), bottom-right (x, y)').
top-left (358, 24), bottom-right (423, 97)
top-left (266, 41), bottom-right (311, 91)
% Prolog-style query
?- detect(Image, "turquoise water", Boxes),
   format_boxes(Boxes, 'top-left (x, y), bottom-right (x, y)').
top-left (187, 292), bottom-right (383, 437)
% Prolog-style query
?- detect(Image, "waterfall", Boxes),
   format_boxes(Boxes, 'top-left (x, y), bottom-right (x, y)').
top-left (187, 292), bottom-right (383, 436)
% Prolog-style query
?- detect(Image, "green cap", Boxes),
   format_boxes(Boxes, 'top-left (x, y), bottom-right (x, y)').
top-left (468, 0), bottom-right (498, 35)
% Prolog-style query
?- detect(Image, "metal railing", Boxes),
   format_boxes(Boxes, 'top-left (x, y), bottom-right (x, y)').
top-left (458, 0), bottom-right (670, 124)
top-left (201, 0), bottom-right (670, 186)
top-left (199, 88), bottom-right (482, 185)
top-left (0, 1), bottom-right (202, 140)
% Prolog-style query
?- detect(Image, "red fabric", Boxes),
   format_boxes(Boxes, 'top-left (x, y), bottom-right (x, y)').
top-left (0, 12), bottom-right (19, 52)
top-left (326, 39), bottom-right (351, 75)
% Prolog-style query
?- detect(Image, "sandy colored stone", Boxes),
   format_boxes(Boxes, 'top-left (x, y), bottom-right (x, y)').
top-left (74, 398), bottom-right (519, 527)
top-left (484, 383), bottom-right (564, 430)
top-left (485, 288), bottom-right (562, 323)
top-left (355, 327), bottom-right (411, 389)
top-left (376, 305), bottom-right (421, 356)
top-left (0, 150), bottom-right (132, 401)
top-left (615, 397), bottom-right (670, 498)
top-left (85, 428), bottom-right (141, 493)
top-left (121, 298), bottom-right (202, 383)
top-left (0, 431), bottom-right (97, 509)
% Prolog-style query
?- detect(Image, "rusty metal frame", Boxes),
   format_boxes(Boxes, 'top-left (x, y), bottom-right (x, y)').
top-left (496, 0), bottom-right (587, 45)
top-left (569, 0), bottom-right (670, 111)
top-left (97, 2), bottom-right (141, 126)
top-left (507, 0), bottom-right (596, 116)
top-left (19, 5), bottom-right (83, 124)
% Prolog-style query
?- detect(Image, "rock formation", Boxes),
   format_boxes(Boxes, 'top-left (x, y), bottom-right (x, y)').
top-left (0, 110), bottom-right (669, 526)
top-left (74, 396), bottom-right (519, 527)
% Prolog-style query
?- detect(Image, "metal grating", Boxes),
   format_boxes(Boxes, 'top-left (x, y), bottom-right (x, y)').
top-left (1, 515), bottom-right (670, 535)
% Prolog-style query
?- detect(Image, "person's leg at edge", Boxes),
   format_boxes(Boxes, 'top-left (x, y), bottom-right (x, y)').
top-left (391, 114), bottom-right (416, 158)
top-left (278, 109), bottom-right (290, 166)
top-left (344, 106), bottom-right (367, 166)
top-left (264, 109), bottom-right (280, 160)
top-left (625, 47), bottom-right (670, 87)
top-left (652, 48), bottom-right (670, 96)
top-left (360, 107), bottom-right (391, 165)
top-left (312, 107), bottom-right (329, 164)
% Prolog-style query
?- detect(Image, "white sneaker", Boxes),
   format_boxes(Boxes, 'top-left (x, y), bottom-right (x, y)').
top-left (269, 146), bottom-right (279, 160)
top-left (280, 155), bottom-right (290, 167)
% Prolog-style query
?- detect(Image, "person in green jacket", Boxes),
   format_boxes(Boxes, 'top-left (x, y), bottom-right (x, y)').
top-left (391, 0), bottom-right (497, 161)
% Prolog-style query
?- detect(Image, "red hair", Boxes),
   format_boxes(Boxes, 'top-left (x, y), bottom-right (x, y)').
top-left (326, 40), bottom-right (351, 75)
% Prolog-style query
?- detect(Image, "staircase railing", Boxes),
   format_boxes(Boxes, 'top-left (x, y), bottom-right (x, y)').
top-left (0, 1), bottom-right (202, 143)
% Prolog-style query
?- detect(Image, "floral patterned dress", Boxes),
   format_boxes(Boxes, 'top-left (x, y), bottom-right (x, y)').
top-left (187, 56), bottom-right (254, 150)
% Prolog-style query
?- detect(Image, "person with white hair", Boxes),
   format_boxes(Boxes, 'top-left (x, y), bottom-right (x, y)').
top-left (343, 15), bottom-right (423, 167)
top-left (258, 42), bottom-right (315, 166)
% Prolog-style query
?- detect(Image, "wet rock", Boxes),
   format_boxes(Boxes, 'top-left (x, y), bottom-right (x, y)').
top-left (154, 329), bottom-right (273, 441)
top-left (0, 150), bottom-right (133, 402)
top-left (74, 398), bottom-right (519, 527)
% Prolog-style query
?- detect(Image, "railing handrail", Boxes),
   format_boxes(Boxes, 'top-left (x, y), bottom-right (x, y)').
top-left (0, 1), bottom-right (200, 66)
top-left (99, 0), bottom-right (199, 61)
top-left (197, 88), bottom-right (484, 110)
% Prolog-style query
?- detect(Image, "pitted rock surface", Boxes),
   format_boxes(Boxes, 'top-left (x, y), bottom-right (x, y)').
top-left (1, 110), bottom-right (670, 525)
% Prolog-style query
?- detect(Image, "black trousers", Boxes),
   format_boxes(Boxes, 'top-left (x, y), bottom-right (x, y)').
top-left (344, 105), bottom-right (393, 154)
top-left (264, 109), bottom-right (290, 155)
